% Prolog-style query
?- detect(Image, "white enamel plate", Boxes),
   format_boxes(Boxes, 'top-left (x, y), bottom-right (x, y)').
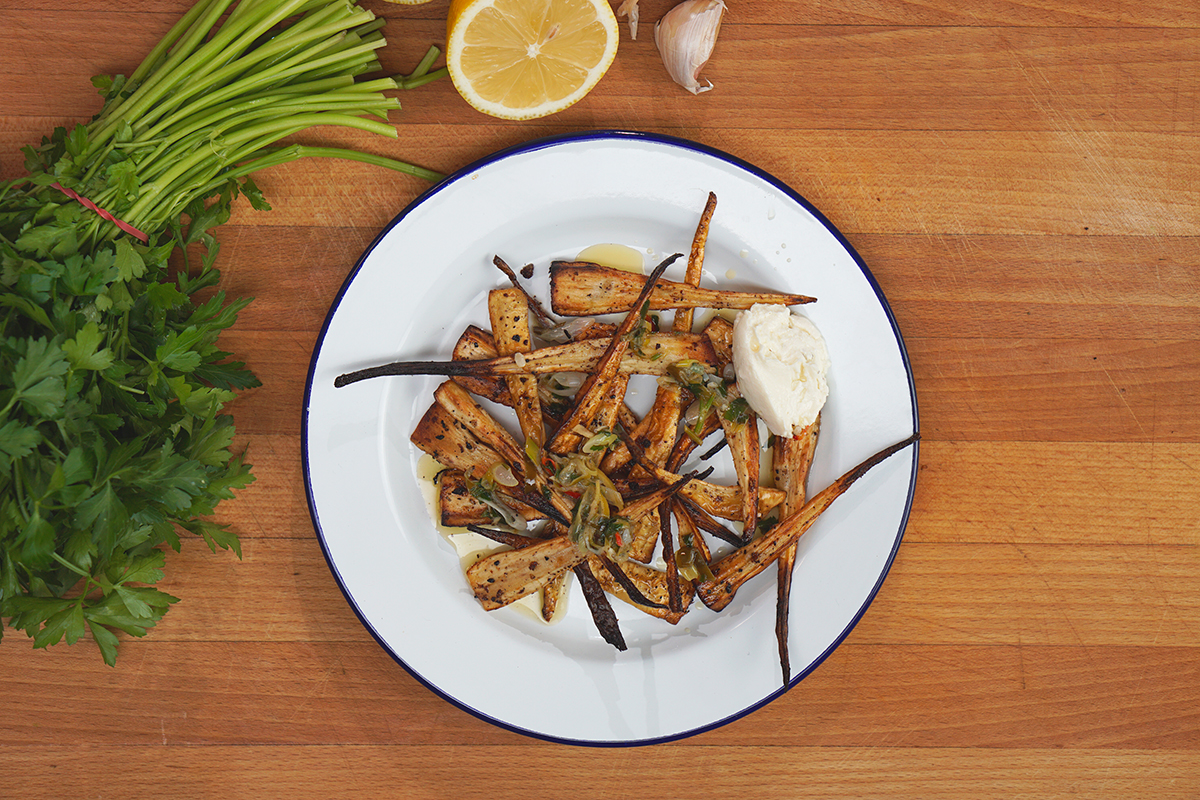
top-left (303, 131), bottom-right (919, 745)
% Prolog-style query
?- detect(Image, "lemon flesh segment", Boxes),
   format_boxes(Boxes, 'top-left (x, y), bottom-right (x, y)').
top-left (449, 0), bottom-right (619, 120)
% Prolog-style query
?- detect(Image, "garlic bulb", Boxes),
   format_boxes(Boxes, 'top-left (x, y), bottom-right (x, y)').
top-left (654, 0), bottom-right (726, 95)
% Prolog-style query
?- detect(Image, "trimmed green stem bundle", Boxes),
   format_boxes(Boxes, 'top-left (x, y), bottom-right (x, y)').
top-left (11, 0), bottom-right (442, 247)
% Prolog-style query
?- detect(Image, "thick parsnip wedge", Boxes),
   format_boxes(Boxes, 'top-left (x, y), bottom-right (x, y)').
top-left (416, 400), bottom-right (560, 525)
top-left (697, 433), bottom-right (919, 612)
top-left (451, 325), bottom-right (509, 403)
top-left (488, 288), bottom-right (544, 446)
top-left (703, 314), bottom-right (734, 366)
top-left (550, 262), bottom-right (815, 316)
top-left (434, 380), bottom-right (525, 473)
top-left (571, 372), bottom-right (632, 452)
top-left (467, 536), bottom-right (582, 610)
top-left (410, 402), bottom-right (507, 477)
top-left (454, 324), bottom-right (500, 361)
top-left (771, 415), bottom-right (820, 685)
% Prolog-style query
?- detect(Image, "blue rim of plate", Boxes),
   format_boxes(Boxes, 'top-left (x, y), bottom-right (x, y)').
top-left (301, 129), bottom-right (920, 747)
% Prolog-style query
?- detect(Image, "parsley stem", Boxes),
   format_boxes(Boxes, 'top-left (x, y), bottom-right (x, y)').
top-left (51, 552), bottom-right (91, 579)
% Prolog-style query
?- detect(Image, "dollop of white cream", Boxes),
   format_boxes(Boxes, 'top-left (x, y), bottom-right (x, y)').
top-left (732, 304), bottom-right (830, 437)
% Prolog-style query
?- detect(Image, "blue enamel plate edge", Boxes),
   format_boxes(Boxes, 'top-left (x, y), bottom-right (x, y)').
top-left (299, 129), bottom-right (920, 747)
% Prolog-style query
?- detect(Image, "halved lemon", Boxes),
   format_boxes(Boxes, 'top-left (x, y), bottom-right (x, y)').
top-left (446, 0), bottom-right (619, 120)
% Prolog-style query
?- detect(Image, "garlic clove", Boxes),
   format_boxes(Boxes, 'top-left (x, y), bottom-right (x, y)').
top-left (654, 0), bottom-right (726, 95)
top-left (617, 0), bottom-right (640, 40)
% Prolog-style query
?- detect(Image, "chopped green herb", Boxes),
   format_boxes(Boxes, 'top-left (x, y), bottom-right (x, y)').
top-left (723, 396), bottom-right (751, 425)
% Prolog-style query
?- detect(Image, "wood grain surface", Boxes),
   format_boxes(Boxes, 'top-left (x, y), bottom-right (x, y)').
top-left (2, 0), bottom-right (1198, 797)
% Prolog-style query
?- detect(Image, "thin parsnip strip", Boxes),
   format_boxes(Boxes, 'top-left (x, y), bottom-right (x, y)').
top-left (771, 415), bottom-right (820, 686)
top-left (697, 433), bottom-right (919, 612)
top-left (665, 410), bottom-right (723, 472)
top-left (627, 507), bottom-right (662, 564)
top-left (675, 495), bottom-right (740, 548)
top-left (334, 331), bottom-right (715, 387)
top-left (622, 464), bottom-right (783, 523)
top-left (718, 382), bottom-right (761, 541)
top-left (465, 524), bottom-right (539, 550)
top-left (550, 261), bottom-right (815, 316)
top-left (660, 502), bottom-right (684, 614)
top-left (493, 255), bottom-right (556, 327)
top-left (596, 553), bottom-right (668, 610)
top-left (619, 470), bottom-right (701, 521)
top-left (674, 190), bottom-right (717, 336)
top-left (673, 498), bottom-right (714, 563)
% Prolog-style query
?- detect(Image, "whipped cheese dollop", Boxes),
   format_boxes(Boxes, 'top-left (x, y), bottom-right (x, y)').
top-left (731, 304), bottom-right (830, 437)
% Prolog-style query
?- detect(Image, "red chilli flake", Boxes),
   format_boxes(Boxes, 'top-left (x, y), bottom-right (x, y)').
top-left (51, 182), bottom-right (149, 243)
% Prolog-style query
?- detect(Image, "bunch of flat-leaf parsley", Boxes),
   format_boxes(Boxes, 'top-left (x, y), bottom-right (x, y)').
top-left (0, 0), bottom-right (444, 664)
